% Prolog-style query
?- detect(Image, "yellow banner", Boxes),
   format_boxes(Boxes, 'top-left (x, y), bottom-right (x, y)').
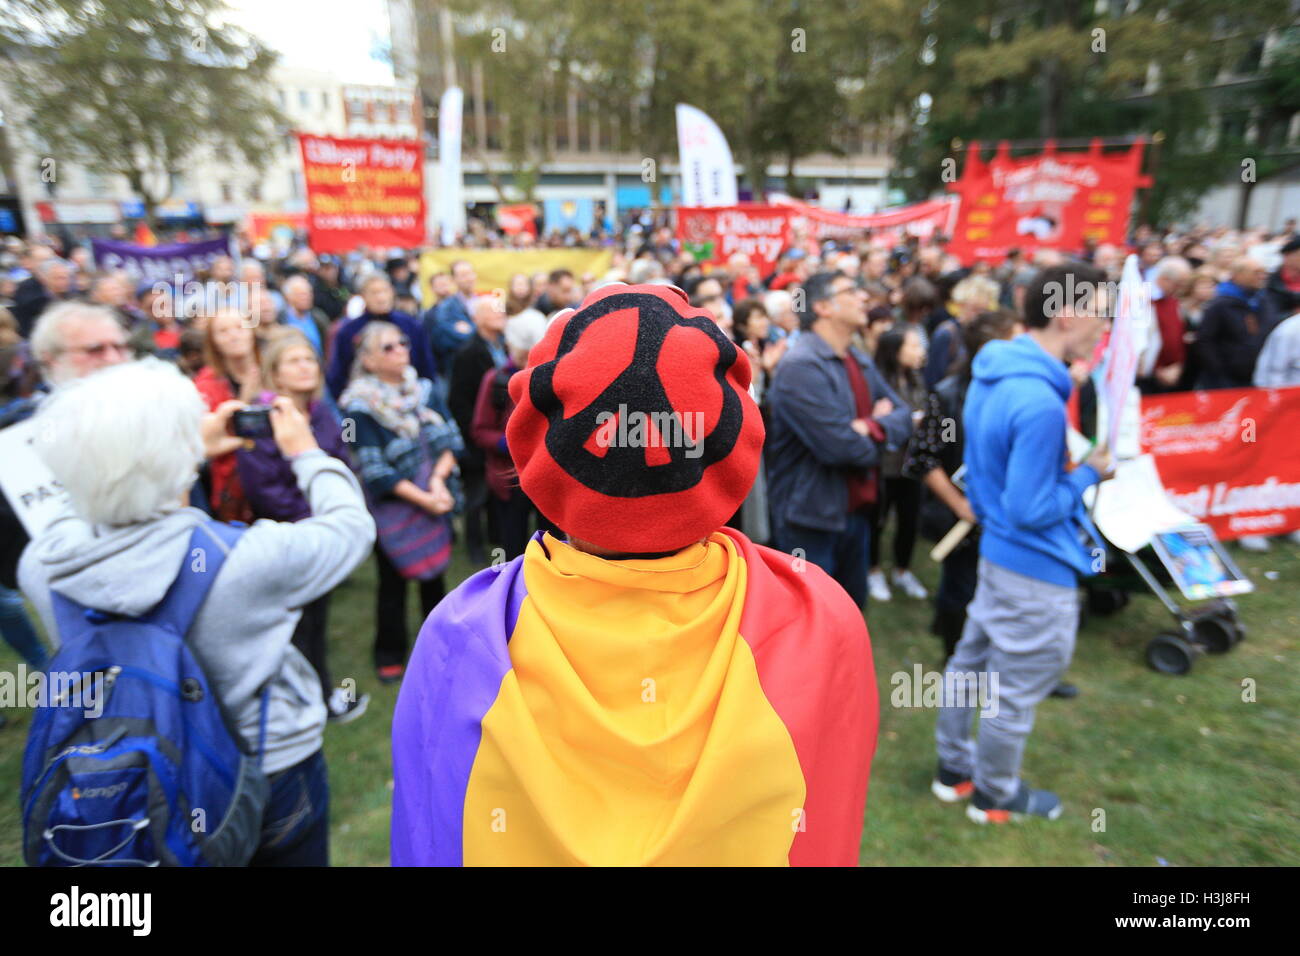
top-left (417, 249), bottom-right (613, 308)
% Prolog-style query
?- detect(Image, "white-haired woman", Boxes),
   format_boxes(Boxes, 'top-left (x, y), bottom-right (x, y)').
top-left (340, 321), bottom-right (463, 684)
top-left (19, 358), bottom-right (375, 866)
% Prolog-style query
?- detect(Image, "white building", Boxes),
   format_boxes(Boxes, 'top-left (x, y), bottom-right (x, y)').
top-left (2, 64), bottom-right (417, 236)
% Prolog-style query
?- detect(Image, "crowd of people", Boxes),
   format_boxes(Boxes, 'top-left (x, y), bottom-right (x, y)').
top-left (2, 206), bottom-right (1298, 864)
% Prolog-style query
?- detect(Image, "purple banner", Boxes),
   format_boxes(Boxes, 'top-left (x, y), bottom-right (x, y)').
top-left (90, 237), bottom-right (232, 283)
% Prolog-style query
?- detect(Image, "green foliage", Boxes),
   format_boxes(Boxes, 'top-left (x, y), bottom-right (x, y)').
top-left (0, 0), bottom-right (286, 225)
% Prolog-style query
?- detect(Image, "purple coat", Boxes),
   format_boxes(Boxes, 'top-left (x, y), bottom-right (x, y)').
top-left (236, 393), bottom-right (351, 522)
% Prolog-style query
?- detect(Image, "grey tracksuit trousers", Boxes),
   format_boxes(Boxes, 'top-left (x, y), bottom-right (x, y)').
top-left (935, 558), bottom-right (1079, 804)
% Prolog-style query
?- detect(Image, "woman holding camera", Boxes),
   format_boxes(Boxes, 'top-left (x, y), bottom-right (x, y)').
top-left (340, 321), bottom-right (463, 684)
top-left (194, 308), bottom-right (264, 522)
top-left (20, 359), bottom-right (376, 865)
top-left (236, 331), bottom-right (367, 723)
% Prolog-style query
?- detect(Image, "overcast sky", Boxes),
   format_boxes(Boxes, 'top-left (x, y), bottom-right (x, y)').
top-left (225, 0), bottom-right (396, 84)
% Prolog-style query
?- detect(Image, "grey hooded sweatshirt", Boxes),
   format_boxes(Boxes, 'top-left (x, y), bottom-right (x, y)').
top-left (19, 450), bottom-right (376, 775)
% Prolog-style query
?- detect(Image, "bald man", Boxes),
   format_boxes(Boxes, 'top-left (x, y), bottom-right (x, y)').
top-left (1194, 257), bottom-right (1280, 390)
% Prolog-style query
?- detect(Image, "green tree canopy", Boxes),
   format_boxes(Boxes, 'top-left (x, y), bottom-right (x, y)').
top-left (0, 0), bottom-right (286, 226)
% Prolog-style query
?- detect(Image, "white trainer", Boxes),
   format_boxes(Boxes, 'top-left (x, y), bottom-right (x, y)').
top-left (892, 568), bottom-right (929, 599)
top-left (1238, 535), bottom-right (1272, 553)
top-left (868, 569), bottom-right (892, 602)
top-left (327, 686), bottom-right (371, 724)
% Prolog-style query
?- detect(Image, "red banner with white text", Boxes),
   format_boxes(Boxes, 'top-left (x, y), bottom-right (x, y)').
top-left (770, 195), bottom-right (960, 245)
top-left (947, 139), bottom-right (1151, 264)
top-left (297, 133), bottom-right (425, 253)
top-left (1140, 387), bottom-right (1300, 541)
top-left (676, 205), bottom-right (793, 276)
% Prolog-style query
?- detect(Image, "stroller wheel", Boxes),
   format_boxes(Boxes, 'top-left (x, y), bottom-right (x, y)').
top-left (1192, 613), bottom-right (1245, 654)
top-left (1190, 616), bottom-right (1232, 655)
top-left (1146, 632), bottom-right (1199, 675)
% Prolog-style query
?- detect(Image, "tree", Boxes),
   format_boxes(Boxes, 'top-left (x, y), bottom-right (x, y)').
top-left (0, 0), bottom-right (286, 228)
top-left (887, 0), bottom-right (1296, 225)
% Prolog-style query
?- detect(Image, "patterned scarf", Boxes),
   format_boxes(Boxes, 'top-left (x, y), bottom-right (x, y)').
top-left (339, 366), bottom-right (441, 439)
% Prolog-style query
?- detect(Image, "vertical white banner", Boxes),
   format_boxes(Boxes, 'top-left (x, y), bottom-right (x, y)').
top-left (675, 103), bottom-right (738, 207)
top-left (1097, 254), bottom-right (1149, 457)
top-left (438, 86), bottom-right (464, 245)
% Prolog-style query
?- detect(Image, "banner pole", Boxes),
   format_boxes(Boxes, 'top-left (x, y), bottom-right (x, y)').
top-left (1137, 131), bottom-right (1165, 230)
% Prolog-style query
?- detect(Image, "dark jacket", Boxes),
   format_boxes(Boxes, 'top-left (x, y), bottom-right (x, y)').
top-left (309, 274), bottom-right (347, 322)
top-left (12, 278), bottom-right (51, 337)
top-left (448, 332), bottom-right (507, 473)
top-left (236, 393), bottom-right (350, 522)
top-left (424, 296), bottom-right (475, 378)
top-left (1266, 267), bottom-right (1300, 320)
top-left (325, 309), bottom-right (437, 401)
top-left (766, 331), bottom-right (913, 534)
top-left (470, 363), bottom-right (519, 501)
top-left (1194, 282), bottom-right (1281, 389)
top-left (925, 317), bottom-right (965, 390)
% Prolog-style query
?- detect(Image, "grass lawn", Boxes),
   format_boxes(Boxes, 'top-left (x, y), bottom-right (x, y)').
top-left (2, 529), bottom-right (1296, 867)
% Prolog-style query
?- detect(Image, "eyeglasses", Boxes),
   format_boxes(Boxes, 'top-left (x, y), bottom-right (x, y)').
top-left (380, 338), bottom-right (410, 354)
top-left (830, 285), bottom-right (861, 299)
top-left (66, 341), bottom-right (130, 359)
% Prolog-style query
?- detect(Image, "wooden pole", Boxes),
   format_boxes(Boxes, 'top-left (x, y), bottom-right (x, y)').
top-left (1137, 131), bottom-right (1165, 229)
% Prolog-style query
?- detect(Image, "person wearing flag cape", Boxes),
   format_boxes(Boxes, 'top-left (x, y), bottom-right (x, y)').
top-left (391, 283), bottom-right (878, 866)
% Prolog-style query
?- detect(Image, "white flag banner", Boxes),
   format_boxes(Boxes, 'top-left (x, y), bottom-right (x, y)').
top-left (675, 104), bottom-right (738, 207)
top-left (438, 86), bottom-right (464, 245)
top-left (1096, 254), bottom-right (1150, 456)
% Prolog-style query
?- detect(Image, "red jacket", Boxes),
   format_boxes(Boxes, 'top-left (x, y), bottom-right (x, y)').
top-left (470, 363), bottom-right (519, 501)
top-left (1154, 294), bottom-right (1186, 370)
top-left (193, 366), bottom-right (253, 524)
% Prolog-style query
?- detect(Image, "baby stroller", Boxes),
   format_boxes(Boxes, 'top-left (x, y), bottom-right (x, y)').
top-left (1087, 455), bottom-right (1253, 675)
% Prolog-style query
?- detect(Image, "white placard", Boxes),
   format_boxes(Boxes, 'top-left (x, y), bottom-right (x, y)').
top-left (0, 419), bottom-right (68, 536)
top-left (1087, 454), bottom-right (1194, 554)
top-left (1096, 254), bottom-right (1149, 454)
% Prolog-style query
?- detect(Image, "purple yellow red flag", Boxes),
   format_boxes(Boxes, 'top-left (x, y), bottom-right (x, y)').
top-left (391, 528), bottom-right (878, 866)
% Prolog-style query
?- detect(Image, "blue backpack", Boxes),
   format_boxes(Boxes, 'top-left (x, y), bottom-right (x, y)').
top-left (21, 521), bottom-right (270, 867)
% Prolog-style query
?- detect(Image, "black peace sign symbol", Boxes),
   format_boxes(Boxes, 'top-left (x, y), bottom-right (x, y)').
top-left (527, 291), bottom-right (745, 498)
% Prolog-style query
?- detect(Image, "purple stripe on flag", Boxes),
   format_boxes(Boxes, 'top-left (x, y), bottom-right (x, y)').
top-left (390, 539), bottom-right (534, 867)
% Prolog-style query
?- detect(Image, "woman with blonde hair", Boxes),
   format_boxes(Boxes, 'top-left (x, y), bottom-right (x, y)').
top-left (194, 307), bottom-right (263, 522)
top-left (237, 331), bottom-right (367, 723)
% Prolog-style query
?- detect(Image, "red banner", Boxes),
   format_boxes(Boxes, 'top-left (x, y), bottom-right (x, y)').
top-left (297, 133), bottom-right (425, 253)
top-left (947, 139), bottom-right (1150, 263)
top-left (496, 203), bottom-right (538, 236)
top-left (770, 195), bottom-right (959, 245)
top-left (245, 211), bottom-right (308, 245)
top-left (676, 205), bottom-right (793, 275)
top-left (1140, 387), bottom-right (1300, 541)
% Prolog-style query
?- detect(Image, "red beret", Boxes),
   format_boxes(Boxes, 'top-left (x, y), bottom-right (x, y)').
top-left (506, 283), bottom-right (764, 553)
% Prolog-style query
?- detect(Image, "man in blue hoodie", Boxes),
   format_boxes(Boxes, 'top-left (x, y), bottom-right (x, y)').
top-left (933, 262), bottom-right (1113, 823)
